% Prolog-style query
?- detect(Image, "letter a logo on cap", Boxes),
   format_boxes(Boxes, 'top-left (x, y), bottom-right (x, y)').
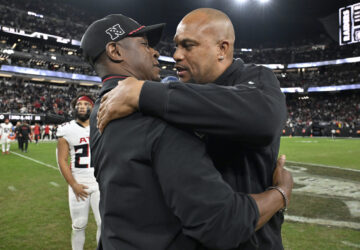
top-left (105, 24), bottom-right (125, 40)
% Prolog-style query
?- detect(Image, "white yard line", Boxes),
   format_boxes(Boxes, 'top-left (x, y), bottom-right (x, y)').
top-left (49, 181), bottom-right (60, 187)
top-left (286, 160), bottom-right (360, 173)
top-left (8, 186), bottom-right (17, 192)
top-left (285, 215), bottom-right (360, 230)
top-left (10, 151), bottom-right (58, 170)
top-left (9, 150), bottom-right (360, 230)
top-left (341, 241), bottom-right (360, 248)
top-left (282, 136), bottom-right (360, 140)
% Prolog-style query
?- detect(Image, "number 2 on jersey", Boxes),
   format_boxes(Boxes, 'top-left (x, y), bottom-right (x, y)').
top-left (74, 144), bottom-right (90, 168)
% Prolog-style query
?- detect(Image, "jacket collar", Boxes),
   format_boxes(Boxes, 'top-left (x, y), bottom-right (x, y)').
top-left (214, 58), bottom-right (244, 86)
top-left (99, 74), bottom-right (129, 97)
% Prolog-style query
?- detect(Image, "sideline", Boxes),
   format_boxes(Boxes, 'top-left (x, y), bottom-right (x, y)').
top-left (286, 160), bottom-right (360, 173)
top-left (285, 215), bottom-right (360, 230)
top-left (10, 151), bottom-right (58, 170)
top-left (341, 241), bottom-right (360, 248)
top-left (281, 136), bottom-right (360, 140)
top-left (10, 150), bottom-right (360, 230)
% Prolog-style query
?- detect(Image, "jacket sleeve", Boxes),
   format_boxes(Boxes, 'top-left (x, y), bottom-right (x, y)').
top-left (139, 66), bottom-right (286, 146)
top-left (149, 124), bottom-right (259, 249)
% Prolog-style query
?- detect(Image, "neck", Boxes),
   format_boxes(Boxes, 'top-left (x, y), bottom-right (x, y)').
top-left (99, 63), bottom-right (137, 79)
top-left (217, 58), bottom-right (232, 76)
top-left (76, 119), bottom-right (89, 127)
top-left (203, 59), bottom-right (232, 83)
top-left (104, 69), bottom-right (131, 78)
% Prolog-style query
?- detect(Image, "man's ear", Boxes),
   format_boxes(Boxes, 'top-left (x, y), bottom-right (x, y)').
top-left (217, 40), bottom-right (230, 60)
top-left (105, 42), bottom-right (123, 63)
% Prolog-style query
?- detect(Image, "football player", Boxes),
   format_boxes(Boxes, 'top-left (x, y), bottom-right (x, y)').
top-left (56, 93), bottom-right (101, 250)
top-left (0, 118), bottom-right (13, 154)
top-left (33, 123), bottom-right (41, 144)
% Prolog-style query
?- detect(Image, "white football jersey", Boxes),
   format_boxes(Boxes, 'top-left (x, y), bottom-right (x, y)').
top-left (57, 120), bottom-right (96, 185)
top-left (0, 122), bottom-right (13, 135)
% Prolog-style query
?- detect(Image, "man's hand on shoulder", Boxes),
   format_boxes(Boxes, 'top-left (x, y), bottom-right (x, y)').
top-left (97, 77), bottom-right (145, 133)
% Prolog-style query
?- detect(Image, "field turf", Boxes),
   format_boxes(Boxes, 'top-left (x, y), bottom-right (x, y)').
top-left (0, 137), bottom-right (359, 249)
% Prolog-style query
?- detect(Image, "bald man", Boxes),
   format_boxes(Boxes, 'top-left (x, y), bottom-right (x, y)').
top-left (96, 8), bottom-right (289, 250)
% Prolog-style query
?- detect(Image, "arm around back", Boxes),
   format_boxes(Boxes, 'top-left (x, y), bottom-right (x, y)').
top-left (140, 66), bottom-right (287, 146)
top-left (149, 123), bottom-right (259, 249)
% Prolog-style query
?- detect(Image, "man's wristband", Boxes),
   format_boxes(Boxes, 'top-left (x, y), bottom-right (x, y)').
top-left (267, 186), bottom-right (288, 213)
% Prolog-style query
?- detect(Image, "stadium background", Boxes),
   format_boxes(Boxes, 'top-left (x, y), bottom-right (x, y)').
top-left (0, 0), bottom-right (359, 249)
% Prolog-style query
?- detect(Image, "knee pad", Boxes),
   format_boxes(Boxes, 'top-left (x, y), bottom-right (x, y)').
top-left (72, 217), bottom-right (88, 231)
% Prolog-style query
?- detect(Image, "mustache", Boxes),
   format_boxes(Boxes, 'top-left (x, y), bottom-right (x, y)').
top-left (174, 64), bottom-right (188, 71)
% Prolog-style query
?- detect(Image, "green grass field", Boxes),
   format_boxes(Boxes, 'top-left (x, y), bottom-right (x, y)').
top-left (280, 137), bottom-right (360, 170)
top-left (0, 137), bottom-right (359, 249)
top-left (0, 142), bottom-right (98, 250)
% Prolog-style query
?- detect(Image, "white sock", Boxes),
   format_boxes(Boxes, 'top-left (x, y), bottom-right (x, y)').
top-left (96, 226), bottom-right (100, 245)
top-left (71, 229), bottom-right (85, 250)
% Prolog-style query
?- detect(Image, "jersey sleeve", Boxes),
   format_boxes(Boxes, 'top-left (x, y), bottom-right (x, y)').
top-left (56, 123), bottom-right (68, 138)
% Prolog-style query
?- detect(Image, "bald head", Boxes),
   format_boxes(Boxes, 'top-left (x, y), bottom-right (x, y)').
top-left (173, 8), bottom-right (236, 83)
top-left (180, 8), bottom-right (235, 55)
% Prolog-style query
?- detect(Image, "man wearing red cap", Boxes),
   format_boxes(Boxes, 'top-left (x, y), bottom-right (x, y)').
top-left (56, 93), bottom-right (101, 250)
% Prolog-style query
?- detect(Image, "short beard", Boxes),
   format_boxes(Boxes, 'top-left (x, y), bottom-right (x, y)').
top-left (74, 107), bottom-right (91, 122)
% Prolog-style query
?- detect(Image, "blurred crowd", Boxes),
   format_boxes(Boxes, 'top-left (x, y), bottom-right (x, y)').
top-left (0, 0), bottom-right (358, 89)
top-left (0, 0), bottom-right (90, 41)
top-left (0, 35), bottom-right (358, 88)
top-left (0, 78), bottom-right (359, 131)
top-left (0, 78), bottom-right (98, 120)
top-left (0, 0), bottom-right (358, 64)
top-left (286, 92), bottom-right (360, 126)
top-left (0, 0), bottom-right (359, 137)
top-left (235, 43), bottom-right (359, 64)
top-left (157, 38), bottom-right (359, 65)
top-left (276, 63), bottom-right (360, 88)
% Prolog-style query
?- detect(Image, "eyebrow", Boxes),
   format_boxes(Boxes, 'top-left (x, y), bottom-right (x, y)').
top-left (132, 35), bottom-right (147, 42)
top-left (175, 38), bottom-right (199, 45)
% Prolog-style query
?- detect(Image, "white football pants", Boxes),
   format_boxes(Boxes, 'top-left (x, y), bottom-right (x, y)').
top-left (68, 183), bottom-right (101, 250)
top-left (1, 135), bottom-right (10, 152)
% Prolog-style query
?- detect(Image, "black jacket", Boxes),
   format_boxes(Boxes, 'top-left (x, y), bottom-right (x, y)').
top-left (90, 76), bottom-right (260, 250)
top-left (139, 59), bottom-right (287, 249)
top-left (19, 124), bottom-right (31, 138)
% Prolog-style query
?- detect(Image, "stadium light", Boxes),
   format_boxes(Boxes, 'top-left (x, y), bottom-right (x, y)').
top-left (3, 49), bottom-right (14, 54)
top-left (258, 0), bottom-right (270, 3)
top-left (50, 79), bottom-right (67, 84)
top-left (0, 73), bottom-right (12, 77)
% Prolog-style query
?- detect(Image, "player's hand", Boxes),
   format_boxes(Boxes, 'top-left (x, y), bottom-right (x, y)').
top-left (97, 77), bottom-right (145, 133)
top-left (272, 155), bottom-right (293, 207)
top-left (71, 183), bottom-right (89, 201)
